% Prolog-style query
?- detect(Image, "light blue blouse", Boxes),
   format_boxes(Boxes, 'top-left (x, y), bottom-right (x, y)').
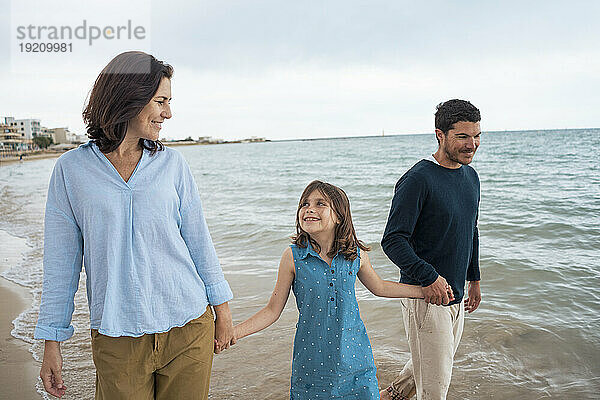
top-left (34, 141), bottom-right (233, 341)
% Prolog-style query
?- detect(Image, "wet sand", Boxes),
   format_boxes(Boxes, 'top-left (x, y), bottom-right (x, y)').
top-left (0, 231), bottom-right (41, 400)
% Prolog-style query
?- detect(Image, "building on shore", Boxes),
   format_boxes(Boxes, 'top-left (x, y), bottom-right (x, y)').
top-left (240, 136), bottom-right (267, 143)
top-left (46, 127), bottom-right (72, 144)
top-left (46, 127), bottom-right (87, 144)
top-left (0, 118), bottom-right (33, 151)
top-left (5, 117), bottom-right (42, 140)
top-left (39, 126), bottom-right (55, 140)
top-left (197, 136), bottom-right (226, 144)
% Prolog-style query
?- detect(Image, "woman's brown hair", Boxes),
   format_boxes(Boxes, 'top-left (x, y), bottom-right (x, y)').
top-left (82, 51), bottom-right (173, 154)
top-left (292, 180), bottom-right (370, 261)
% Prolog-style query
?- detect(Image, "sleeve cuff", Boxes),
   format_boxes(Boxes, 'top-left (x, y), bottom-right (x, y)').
top-left (416, 261), bottom-right (439, 287)
top-left (467, 269), bottom-right (481, 281)
top-left (34, 324), bottom-right (74, 342)
top-left (205, 280), bottom-right (234, 306)
top-left (420, 272), bottom-right (439, 287)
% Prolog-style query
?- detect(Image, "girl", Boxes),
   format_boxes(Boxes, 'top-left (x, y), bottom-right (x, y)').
top-left (232, 180), bottom-right (453, 399)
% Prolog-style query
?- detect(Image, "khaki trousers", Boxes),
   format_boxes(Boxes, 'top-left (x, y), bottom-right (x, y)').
top-left (91, 306), bottom-right (214, 400)
top-left (390, 299), bottom-right (464, 400)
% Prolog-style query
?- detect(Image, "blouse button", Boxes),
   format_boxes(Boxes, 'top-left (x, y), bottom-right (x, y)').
top-left (329, 283), bottom-right (333, 287)
top-left (349, 271), bottom-right (353, 275)
top-left (331, 269), bottom-right (335, 274)
top-left (330, 297), bottom-right (334, 301)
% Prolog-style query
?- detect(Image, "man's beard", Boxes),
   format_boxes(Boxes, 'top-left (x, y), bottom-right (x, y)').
top-left (444, 146), bottom-right (473, 166)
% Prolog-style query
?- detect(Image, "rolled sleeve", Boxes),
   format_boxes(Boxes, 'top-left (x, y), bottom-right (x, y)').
top-left (205, 280), bottom-right (234, 306)
top-left (34, 324), bottom-right (74, 342)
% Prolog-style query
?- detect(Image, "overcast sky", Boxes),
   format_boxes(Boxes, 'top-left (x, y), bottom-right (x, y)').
top-left (1, 0), bottom-right (598, 140)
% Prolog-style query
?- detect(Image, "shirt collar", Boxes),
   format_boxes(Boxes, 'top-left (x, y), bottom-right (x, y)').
top-left (297, 241), bottom-right (320, 260)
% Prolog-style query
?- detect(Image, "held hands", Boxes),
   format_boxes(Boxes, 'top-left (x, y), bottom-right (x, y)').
top-left (213, 302), bottom-right (235, 354)
top-left (214, 324), bottom-right (241, 353)
top-left (40, 340), bottom-right (67, 398)
top-left (464, 280), bottom-right (481, 313)
top-left (422, 275), bottom-right (455, 305)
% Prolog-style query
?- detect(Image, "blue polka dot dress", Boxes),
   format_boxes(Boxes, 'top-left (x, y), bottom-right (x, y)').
top-left (289, 243), bottom-right (380, 400)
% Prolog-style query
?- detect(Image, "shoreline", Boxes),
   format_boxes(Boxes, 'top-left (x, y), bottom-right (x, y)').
top-left (0, 142), bottom-right (213, 165)
top-left (0, 230), bottom-right (42, 400)
top-left (0, 152), bottom-right (62, 165)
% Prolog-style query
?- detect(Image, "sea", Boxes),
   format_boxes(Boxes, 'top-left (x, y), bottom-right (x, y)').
top-left (0, 129), bottom-right (598, 399)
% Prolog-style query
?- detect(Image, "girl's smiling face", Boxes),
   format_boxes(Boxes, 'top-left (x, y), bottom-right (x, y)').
top-left (298, 190), bottom-right (339, 236)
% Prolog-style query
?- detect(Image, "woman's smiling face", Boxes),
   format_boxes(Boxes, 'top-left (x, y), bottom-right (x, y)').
top-left (128, 77), bottom-right (172, 141)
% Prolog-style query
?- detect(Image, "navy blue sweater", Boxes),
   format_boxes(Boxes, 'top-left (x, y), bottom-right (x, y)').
top-left (382, 159), bottom-right (480, 305)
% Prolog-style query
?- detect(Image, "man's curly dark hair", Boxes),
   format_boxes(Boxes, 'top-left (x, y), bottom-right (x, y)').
top-left (434, 99), bottom-right (481, 134)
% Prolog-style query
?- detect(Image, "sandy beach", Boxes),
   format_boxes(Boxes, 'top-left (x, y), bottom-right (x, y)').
top-left (0, 230), bottom-right (41, 400)
top-left (0, 152), bottom-right (62, 166)
top-left (0, 142), bottom-right (207, 166)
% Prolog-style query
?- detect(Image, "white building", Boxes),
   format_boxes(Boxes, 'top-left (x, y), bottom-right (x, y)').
top-left (6, 117), bottom-right (42, 140)
top-left (0, 117), bottom-right (32, 151)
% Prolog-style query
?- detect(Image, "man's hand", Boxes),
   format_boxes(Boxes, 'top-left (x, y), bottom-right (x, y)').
top-left (40, 340), bottom-right (67, 398)
top-left (465, 280), bottom-right (481, 313)
top-left (422, 275), bottom-right (451, 305)
top-left (213, 302), bottom-right (234, 354)
top-left (446, 284), bottom-right (455, 302)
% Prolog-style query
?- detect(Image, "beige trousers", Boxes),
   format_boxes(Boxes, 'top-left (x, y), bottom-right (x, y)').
top-left (390, 299), bottom-right (464, 400)
top-left (91, 306), bottom-right (214, 400)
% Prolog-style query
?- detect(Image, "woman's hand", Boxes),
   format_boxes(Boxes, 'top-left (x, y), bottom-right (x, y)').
top-left (213, 302), bottom-right (234, 354)
top-left (40, 340), bottom-right (67, 398)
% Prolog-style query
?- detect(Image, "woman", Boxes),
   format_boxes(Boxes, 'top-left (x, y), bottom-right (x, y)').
top-left (35, 51), bottom-right (234, 399)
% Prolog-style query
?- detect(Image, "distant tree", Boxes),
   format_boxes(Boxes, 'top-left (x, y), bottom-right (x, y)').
top-left (33, 136), bottom-right (54, 149)
top-left (184, 136), bottom-right (193, 141)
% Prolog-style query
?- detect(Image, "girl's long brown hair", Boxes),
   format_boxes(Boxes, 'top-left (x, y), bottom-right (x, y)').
top-left (292, 180), bottom-right (370, 261)
top-left (82, 51), bottom-right (173, 154)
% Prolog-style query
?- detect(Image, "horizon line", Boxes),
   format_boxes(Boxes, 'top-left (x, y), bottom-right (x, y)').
top-left (266, 127), bottom-right (599, 143)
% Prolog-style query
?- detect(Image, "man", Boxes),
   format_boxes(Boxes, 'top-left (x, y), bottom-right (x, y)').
top-left (380, 99), bottom-right (482, 400)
